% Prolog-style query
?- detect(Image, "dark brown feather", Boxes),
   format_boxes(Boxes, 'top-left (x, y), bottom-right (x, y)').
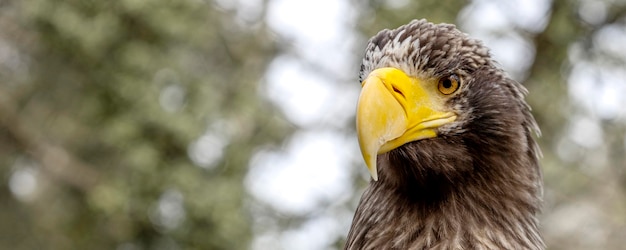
top-left (347, 20), bottom-right (543, 250)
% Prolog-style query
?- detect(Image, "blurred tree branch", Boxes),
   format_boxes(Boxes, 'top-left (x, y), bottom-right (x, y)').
top-left (0, 90), bottom-right (99, 191)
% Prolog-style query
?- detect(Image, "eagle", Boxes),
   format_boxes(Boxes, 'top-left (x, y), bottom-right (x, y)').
top-left (347, 19), bottom-right (544, 249)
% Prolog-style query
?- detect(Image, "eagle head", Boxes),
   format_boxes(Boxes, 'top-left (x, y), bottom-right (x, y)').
top-left (356, 19), bottom-right (540, 186)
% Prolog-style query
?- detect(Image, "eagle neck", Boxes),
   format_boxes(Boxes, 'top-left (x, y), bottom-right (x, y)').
top-left (345, 150), bottom-right (544, 250)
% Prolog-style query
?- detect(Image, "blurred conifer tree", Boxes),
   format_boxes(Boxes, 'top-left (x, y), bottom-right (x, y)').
top-left (0, 0), bottom-right (291, 249)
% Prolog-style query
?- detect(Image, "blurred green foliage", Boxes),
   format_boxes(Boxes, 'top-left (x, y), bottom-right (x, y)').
top-left (0, 0), bottom-right (291, 249)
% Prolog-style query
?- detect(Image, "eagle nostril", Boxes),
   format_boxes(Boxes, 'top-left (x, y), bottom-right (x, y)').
top-left (392, 86), bottom-right (405, 99)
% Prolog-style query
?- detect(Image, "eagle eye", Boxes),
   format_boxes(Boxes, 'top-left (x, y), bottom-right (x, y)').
top-left (438, 74), bottom-right (460, 95)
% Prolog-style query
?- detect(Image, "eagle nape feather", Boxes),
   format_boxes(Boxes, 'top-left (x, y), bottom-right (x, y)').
top-left (347, 19), bottom-right (544, 249)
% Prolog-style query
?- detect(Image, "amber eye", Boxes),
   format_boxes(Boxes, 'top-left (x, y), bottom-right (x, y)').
top-left (438, 74), bottom-right (460, 95)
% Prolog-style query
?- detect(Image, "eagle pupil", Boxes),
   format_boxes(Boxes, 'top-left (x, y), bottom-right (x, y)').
top-left (442, 79), bottom-right (452, 88)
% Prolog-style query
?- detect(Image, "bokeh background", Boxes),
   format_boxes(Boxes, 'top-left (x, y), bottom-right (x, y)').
top-left (1, 0), bottom-right (625, 249)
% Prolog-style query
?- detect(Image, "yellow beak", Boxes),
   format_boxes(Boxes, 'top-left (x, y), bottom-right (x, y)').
top-left (356, 68), bottom-right (456, 181)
